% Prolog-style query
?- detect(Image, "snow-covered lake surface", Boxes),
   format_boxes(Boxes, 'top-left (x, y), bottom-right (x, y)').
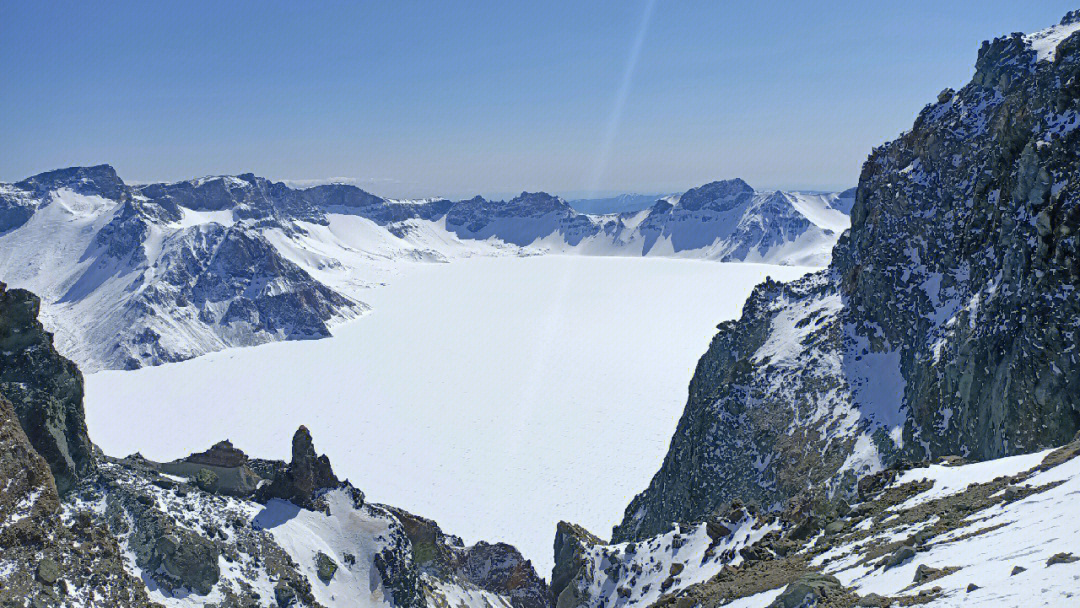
top-left (86, 256), bottom-right (812, 574)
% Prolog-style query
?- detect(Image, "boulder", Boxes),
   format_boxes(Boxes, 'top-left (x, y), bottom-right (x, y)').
top-left (913, 564), bottom-right (943, 584)
top-left (1046, 552), bottom-right (1078, 566)
top-left (768, 572), bottom-right (845, 608)
top-left (882, 546), bottom-right (916, 570)
top-left (706, 521), bottom-right (732, 542)
top-left (274, 582), bottom-right (298, 606)
top-left (35, 558), bottom-right (59, 585)
top-left (315, 551), bottom-right (338, 582)
top-left (855, 593), bottom-right (887, 607)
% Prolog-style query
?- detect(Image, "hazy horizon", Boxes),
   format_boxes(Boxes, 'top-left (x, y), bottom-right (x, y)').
top-left (3, 1), bottom-right (1076, 199)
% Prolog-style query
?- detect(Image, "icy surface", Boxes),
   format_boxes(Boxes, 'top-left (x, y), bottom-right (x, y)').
top-left (85, 256), bottom-right (812, 572)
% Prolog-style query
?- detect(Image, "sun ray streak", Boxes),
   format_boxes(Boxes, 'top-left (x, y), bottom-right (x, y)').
top-left (587, 0), bottom-right (657, 197)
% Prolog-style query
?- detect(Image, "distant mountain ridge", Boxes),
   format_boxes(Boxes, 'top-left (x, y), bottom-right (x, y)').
top-left (566, 193), bottom-right (664, 215)
top-left (0, 168), bottom-right (849, 370)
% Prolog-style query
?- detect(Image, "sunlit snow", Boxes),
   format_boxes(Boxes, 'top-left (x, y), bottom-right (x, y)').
top-left (85, 256), bottom-right (811, 574)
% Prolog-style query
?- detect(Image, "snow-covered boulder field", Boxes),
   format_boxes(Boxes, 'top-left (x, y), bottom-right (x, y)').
top-left (552, 439), bottom-right (1080, 607)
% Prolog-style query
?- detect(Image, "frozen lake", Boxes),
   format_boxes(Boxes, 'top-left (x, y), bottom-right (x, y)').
top-left (85, 256), bottom-right (812, 573)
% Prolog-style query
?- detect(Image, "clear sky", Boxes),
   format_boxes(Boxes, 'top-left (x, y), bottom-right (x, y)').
top-left (2, 2), bottom-right (1075, 199)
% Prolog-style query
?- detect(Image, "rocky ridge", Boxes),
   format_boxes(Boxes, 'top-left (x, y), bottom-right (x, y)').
top-left (552, 437), bottom-right (1080, 607)
top-left (611, 10), bottom-right (1080, 545)
top-left (0, 167), bottom-right (849, 371)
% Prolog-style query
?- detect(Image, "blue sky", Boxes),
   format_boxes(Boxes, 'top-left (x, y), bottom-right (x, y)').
top-left (2, 2), bottom-right (1075, 199)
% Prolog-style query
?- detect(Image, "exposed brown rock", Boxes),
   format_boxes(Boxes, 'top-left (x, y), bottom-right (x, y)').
top-left (259, 426), bottom-right (340, 509)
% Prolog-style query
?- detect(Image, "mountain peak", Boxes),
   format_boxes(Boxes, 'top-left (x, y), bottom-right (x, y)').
top-left (677, 178), bottom-right (755, 212)
top-left (15, 164), bottom-right (126, 199)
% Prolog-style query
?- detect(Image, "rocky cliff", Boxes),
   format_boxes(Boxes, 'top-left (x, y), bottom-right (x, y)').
top-left (0, 282), bottom-right (96, 494)
top-left (614, 12), bottom-right (1080, 543)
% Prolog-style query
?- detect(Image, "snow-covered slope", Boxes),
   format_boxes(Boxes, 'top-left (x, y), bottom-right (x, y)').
top-left (0, 167), bottom-right (849, 371)
top-left (555, 439), bottom-right (1080, 608)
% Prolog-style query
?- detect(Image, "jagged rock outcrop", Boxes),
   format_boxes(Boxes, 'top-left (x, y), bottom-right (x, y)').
top-left (152, 439), bottom-right (264, 496)
top-left (0, 282), bottom-right (95, 494)
top-left (388, 506), bottom-right (551, 608)
top-left (561, 437), bottom-right (1080, 607)
top-left (551, 522), bottom-right (605, 608)
top-left (0, 396), bottom-right (155, 606)
top-left (0, 395), bottom-right (60, 547)
top-left (457, 542), bottom-right (551, 608)
top-left (184, 438), bottom-right (248, 468)
top-left (615, 12), bottom-right (1080, 543)
top-left (259, 425), bottom-right (343, 509)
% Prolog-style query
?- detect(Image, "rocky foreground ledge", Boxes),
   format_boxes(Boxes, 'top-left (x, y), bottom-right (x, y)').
top-left (551, 436), bottom-right (1080, 607)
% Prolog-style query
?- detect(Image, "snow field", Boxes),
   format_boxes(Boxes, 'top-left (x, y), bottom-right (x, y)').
top-left (86, 256), bottom-right (812, 574)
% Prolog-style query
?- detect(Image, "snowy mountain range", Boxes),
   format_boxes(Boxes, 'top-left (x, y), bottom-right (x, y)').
top-left (2, 9), bottom-right (1080, 608)
top-left (0, 168), bottom-right (849, 370)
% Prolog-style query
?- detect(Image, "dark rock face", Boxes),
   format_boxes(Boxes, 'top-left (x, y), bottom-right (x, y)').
top-left (302, 183), bottom-right (453, 224)
top-left (0, 395), bottom-right (59, 547)
top-left (0, 379), bottom-right (153, 606)
top-left (388, 505), bottom-right (553, 608)
top-left (443, 192), bottom-right (591, 246)
top-left (615, 17), bottom-right (1080, 542)
top-left (676, 179), bottom-right (755, 212)
top-left (459, 542), bottom-right (552, 608)
top-left (15, 164), bottom-right (127, 200)
top-left (260, 425), bottom-right (341, 508)
top-left (184, 439), bottom-right (248, 468)
top-left (551, 521), bottom-right (604, 608)
top-left (109, 222), bottom-right (358, 370)
top-left (0, 184), bottom-right (37, 233)
top-left (137, 173), bottom-right (325, 224)
top-left (104, 475), bottom-right (222, 595)
top-left (0, 283), bottom-right (96, 494)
